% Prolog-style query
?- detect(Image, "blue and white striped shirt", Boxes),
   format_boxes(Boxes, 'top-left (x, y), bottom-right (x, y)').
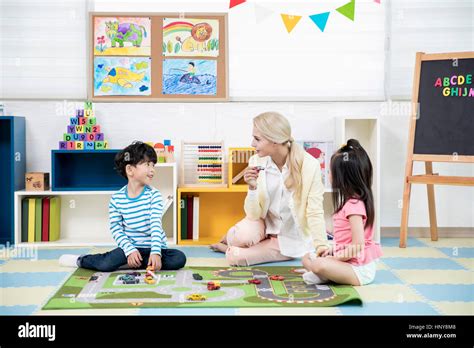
top-left (109, 185), bottom-right (168, 256)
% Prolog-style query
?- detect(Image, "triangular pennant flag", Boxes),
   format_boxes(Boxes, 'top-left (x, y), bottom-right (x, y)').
top-left (374, 0), bottom-right (381, 3)
top-left (309, 12), bottom-right (330, 32)
top-left (229, 0), bottom-right (246, 9)
top-left (254, 3), bottom-right (274, 24)
top-left (336, 0), bottom-right (355, 21)
top-left (280, 14), bottom-right (302, 33)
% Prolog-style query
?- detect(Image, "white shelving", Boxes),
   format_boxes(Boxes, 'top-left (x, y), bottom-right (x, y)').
top-left (14, 162), bottom-right (177, 247)
top-left (333, 116), bottom-right (381, 242)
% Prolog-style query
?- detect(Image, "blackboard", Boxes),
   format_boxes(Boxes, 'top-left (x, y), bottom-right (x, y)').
top-left (414, 58), bottom-right (474, 156)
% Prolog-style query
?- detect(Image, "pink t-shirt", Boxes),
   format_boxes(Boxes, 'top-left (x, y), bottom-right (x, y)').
top-left (332, 198), bottom-right (383, 266)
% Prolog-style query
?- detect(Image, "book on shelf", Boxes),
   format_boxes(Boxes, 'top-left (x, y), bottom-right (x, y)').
top-left (192, 196), bottom-right (200, 240)
top-left (298, 141), bottom-right (334, 189)
top-left (21, 197), bottom-right (61, 243)
top-left (180, 196), bottom-right (188, 240)
top-left (186, 196), bottom-right (193, 240)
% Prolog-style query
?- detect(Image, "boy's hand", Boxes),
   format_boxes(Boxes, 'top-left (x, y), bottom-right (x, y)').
top-left (148, 254), bottom-right (162, 271)
top-left (127, 250), bottom-right (143, 268)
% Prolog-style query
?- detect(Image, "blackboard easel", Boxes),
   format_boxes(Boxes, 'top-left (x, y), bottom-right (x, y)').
top-left (400, 51), bottom-right (474, 247)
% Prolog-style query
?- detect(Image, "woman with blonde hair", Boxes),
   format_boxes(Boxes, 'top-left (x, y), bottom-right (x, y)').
top-left (210, 111), bottom-right (328, 266)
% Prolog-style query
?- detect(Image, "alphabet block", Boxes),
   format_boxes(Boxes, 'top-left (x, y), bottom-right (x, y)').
top-left (67, 141), bottom-right (75, 150)
top-left (103, 140), bottom-right (109, 149)
top-left (75, 141), bottom-right (84, 150)
top-left (59, 141), bottom-right (67, 149)
top-left (75, 125), bottom-right (84, 133)
top-left (84, 109), bottom-right (94, 117)
top-left (86, 133), bottom-right (95, 141)
top-left (70, 117), bottom-right (79, 125)
top-left (94, 141), bottom-right (104, 150)
top-left (164, 139), bottom-right (171, 146)
top-left (87, 117), bottom-right (96, 125)
top-left (91, 125), bottom-right (101, 133)
top-left (72, 133), bottom-right (80, 141)
top-left (85, 141), bottom-right (95, 150)
top-left (95, 133), bottom-right (104, 141)
top-left (76, 109), bottom-right (84, 117)
top-left (79, 134), bottom-right (87, 141)
top-left (84, 126), bottom-right (93, 133)
top-left (78, 117), bottom-right (87, 125)
top-left (67, 125), bottom-right (76, 133)
top-left (63, 133), bottom-right (72, 141)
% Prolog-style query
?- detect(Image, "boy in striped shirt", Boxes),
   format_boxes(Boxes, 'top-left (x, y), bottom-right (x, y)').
top-left (59, 141), bottom-right (186, 271)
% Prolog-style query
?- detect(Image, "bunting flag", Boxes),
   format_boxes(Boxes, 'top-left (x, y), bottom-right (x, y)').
top-left (280, 14), bottom-right (302, 33)
top-left (374, 0), bottom-right (381, 3)
top-left (229, 0), bottom-right (246, 9)
top-left (309, 12), bottom-right (330, 32)
top-left (254, 3), bottom-right (274, 24)
top-left (336, 0), bottom-right (356, 21)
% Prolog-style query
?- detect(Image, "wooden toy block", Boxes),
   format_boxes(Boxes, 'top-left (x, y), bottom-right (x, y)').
top-left (78, 117), bottom-right (87, 125)
top-left (84, 101), bottom-right (93, 110)
top-left (86, 133), bottom-right (95, 141)
top-left (70, 117), bottom-right (79, 125)
top-left (72, 133), bottom-right (80, 141)
top-left (87, 117), bottom-right (96, 125)
top-left (59, 141), bottom-right (67, 149)
top-left (103, 140), bottom-right (109, 149)
top-left (85, 141), bottom-right (95, 150)
top-left (76, 109), bottom-right (84, 117)
top-left (75, 141), bottom-right (84, 150)
top-left (67, 125), bottom-right (76, 133)
top-left (84, 109), bottom-right (94, 117)
top-left (25, 172), bottom-right (50, 191)
top-left (63, 133), bottom-right (73, 141)
top-left (66, 141), bottom-right (75, 150)
top-left (75, 125), bottom-right (84, 133)
top-left (94, 141), bottom-right (104, 150)
top-left (84, 126), bottom-right (93, 133)
top-left (79, 134), bottom-right (87, 141)
top-left (91, 125), bottom-right (101, 133)
top-left (158, 156), bottom-right (166, 163)
top-left (164, 139), bottom-right (171, 146)
top-left (95, 133), bottom-right (104, 141)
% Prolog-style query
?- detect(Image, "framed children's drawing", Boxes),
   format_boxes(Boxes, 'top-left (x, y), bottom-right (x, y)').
top-left (89, 13), bottom-right (228, 102)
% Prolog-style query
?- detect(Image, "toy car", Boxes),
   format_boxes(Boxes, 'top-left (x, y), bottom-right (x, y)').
top-left (89, 276), bottom-right (98, 281)
top-left (192, 273), bottom-right (203, 280)
top-left (187, 294), bottom-right (207, 301)
top-left (127, 271), bottom-right (141, 277)
top-left (269, 275), bottom-right (285, 281)
top-left (207, 281), bottom-right (221, 290)
top-left (144, 276), bottom-right (155, 284)
top-left (248, 279), bottom-right (261, 285)
top-left (123, 278), bottom-right (139, 284)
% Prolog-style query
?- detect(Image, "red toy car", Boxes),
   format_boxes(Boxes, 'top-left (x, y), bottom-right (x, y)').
top-left (207, 281), bottom-right (221, 291)
top-left (269, 275), bottom-right (285, 281)
top-left (248, 279), bottom-right (261, 285)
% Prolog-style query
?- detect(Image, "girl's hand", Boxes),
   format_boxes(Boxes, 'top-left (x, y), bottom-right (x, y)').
top-left (148, 254), bottom-right (162, 271)
top-left (315, 245), bottom-right (331, 257)
top-left (244, 167), bottom-right (260, 190)
top-left (321, 246), bottom-right (333, 257)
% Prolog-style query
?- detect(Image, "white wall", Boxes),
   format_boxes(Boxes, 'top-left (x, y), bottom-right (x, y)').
top-left (1, 0), bottom-right (473, 228)
top-left (4, 100), bottom-right (474, 228)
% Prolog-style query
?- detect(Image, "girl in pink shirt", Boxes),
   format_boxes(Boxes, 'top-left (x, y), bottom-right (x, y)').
top-left (302, 139), bottom-right (382, 286)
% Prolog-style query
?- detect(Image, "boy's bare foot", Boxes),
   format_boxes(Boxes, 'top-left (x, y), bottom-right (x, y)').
top-left (209, 242), bottom-right (228, 253)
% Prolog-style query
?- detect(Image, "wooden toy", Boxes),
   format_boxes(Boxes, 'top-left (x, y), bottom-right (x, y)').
top-left (154, 143), bottom-right (166, 163)
top-left (181, 141), bottom-right (226, 187)
top-left (92, 125), bottom-right (100, 133)
top-left (75, 141), bottom-right (84, 150)
top-left (87, 117), bottom-right (96, 125)
top-left (25, 172), bottom-right (50, 191)
top-left (75, 125), bottom-right (84, 133)
top-left (103, 140), bottom-right (109, 149)
top-left (67, 125), bottom-right (76, 133)
top-left (59, 141), bottom-right (67, 149)
top-left (66, 141), bottom-right (75, 150)
top-left (63, 134), bottom-right (72, 141)
top-left (95, 133), bottom-right (104, 141)
top-left (84, 126), bottom-right (92, 133)
top-left (76, 109), bottom-right (84, 117)
top-left (70, 117), bottom-right (79, 125)
top-left (72, 134), bottom-right (80, 141)
top-left (84, 109), bottom-right (94, 117)
top-left (79, 134), bottom-right (86, 141)
top-left (86, 133), bottom-right (95, 141)
top-left (164, 139), bottom-right (171, 146)
top-left (84, 101), bottom-right (93, 110)
top-left (165, 145), bottom-right (175, 163)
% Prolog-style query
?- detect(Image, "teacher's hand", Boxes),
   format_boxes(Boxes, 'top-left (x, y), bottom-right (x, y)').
top-left (244, 167), bottom-right (260, 190)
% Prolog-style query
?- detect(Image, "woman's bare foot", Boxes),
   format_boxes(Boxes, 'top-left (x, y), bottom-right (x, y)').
top-left (209, 242), bottom-right (228, 253)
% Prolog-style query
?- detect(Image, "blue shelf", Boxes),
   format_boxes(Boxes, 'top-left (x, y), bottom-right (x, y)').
top-left (52, 150), bottom-right (127, 191)
top-left (0, 116), bottom-right (26, 245)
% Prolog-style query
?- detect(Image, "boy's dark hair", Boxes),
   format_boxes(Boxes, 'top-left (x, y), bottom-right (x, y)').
top-left (330, 138), bottom-right (375, 228)
top-left (114, 141), bottom-right (157, 179)
top-left (188, 62), bottom-right (195, 67)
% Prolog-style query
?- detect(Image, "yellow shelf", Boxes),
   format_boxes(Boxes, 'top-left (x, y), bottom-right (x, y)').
top-left (178, 236), bottom-right (221, 246)
top-left (178, 186), bottom-right (248, 193)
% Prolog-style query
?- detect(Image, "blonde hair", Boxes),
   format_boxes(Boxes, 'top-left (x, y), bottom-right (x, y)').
top-left (253, 111), bottom-right (305, 201)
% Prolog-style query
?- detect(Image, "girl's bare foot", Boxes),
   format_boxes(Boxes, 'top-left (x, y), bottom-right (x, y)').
top-left (209, 242), bottom-right (228, 253)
